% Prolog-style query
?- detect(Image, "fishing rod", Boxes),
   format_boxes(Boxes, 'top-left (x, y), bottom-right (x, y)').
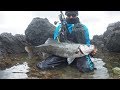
top-left (58, 11), bottom-right (68, 42)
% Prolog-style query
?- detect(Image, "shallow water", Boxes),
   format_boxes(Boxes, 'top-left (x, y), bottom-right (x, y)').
top-left (58, 58), bottom-right (110, 79)
top-left (0, 62), bottom-right (29, 79)
top-left (0, 58), bottom-right (110, 79)
top-left (89, 58), bottom-right (109, 79)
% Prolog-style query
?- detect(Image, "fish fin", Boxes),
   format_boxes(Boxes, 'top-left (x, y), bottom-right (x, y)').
top-left (45, 38), bottom-right (57, 44)
top-left (67, 58), bottom-right (75, 65)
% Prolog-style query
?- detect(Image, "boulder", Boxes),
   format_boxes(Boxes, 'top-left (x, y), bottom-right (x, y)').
top-left (103, 21), bottom-right (120, 52)
top-left (25, 17), bottom-right (55, 46)
top-left (91, 35), bottom-right (105, 50)
top-left (0, 33), bottom-right (26, 59)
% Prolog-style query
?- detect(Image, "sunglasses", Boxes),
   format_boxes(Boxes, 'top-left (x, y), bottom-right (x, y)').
top-left (67, 13), bottom-right (76, 17)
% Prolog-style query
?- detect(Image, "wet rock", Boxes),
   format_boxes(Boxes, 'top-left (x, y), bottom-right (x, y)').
top-left (112, 67), bottom-right (120, 75)
top-left (91, 35), bottom-right (105, 50)
top-left (0, 41), bottom-right (7, 59)
top-left (91, 21), bottom-right (120, 52)
top-left (0, 33), bottom-right (27, 58)
top-left (103, 21), bottom-right (120, 52)
top-left (25, 17), bottom-right (55, 46)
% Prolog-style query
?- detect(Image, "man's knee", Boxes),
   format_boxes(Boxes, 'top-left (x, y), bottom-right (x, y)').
top-left (76, 55), bottom-right (95, 73)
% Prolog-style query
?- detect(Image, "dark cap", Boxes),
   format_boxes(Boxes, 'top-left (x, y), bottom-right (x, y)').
top-left (65, 11), bottom-right (78, 17)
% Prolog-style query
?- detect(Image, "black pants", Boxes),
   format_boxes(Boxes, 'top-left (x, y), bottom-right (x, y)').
top-left (36, 55), bottom-right (95, 72)
top-left (37, 55), bottom-right (67, 69)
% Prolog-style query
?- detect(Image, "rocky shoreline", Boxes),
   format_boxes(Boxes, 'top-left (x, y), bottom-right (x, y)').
top-left (0, 17), bottom-right (120, 79)
top-left (0, 49), bottom-right (120, 79)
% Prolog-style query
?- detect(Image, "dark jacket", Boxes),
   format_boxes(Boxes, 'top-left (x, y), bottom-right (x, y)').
top-left (53, 18), bottom-right (91, 46)
top-left (53, 17), bottom-right (95, 72)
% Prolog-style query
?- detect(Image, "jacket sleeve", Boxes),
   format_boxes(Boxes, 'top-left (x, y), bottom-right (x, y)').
top-left (53, 24), bottom-right (61, 40)
top-left (82, 24), bottom-right (91, 46)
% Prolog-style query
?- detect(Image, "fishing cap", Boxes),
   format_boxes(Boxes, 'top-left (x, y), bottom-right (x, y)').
top-left (65, 11), bottom-right (78, 17)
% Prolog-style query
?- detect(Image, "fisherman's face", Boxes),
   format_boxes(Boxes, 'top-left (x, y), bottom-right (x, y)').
top-left (66, 14), bottom-right (79, 24)
top-left (67, 15), bottom-right (77, 19)
top-left (66, 15), bottom-right (77, 23)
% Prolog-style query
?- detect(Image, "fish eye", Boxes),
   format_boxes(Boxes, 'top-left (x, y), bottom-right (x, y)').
top-left (75, 51), bottom-right (78, 54)
top-left (75, 50), bottom-right (79, 54)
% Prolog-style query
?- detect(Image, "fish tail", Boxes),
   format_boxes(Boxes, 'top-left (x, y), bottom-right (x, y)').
top-left (25, 46), bottom-right (34, 59)
top-left (25, 46), bottom-right (33, 53)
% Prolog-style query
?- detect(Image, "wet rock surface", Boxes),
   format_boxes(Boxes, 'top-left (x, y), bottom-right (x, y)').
top-left (0, 33), bottom-right (27, 59)
top-left (92, 21), bottom-right (120, 52)
top-left (0, 18), bottom-right (120, 79)
top-left (0, 53), bottom-right (117, 79)
top-left (25, 17), bottom-right (55, 46)
top-left (103, 21), bottom-right (120, 52)
top-left (91, 35), bottom-right (104, 49)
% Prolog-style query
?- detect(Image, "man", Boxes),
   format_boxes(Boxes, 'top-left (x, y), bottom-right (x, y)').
top-left (37, 11), bottom-right (96, 72)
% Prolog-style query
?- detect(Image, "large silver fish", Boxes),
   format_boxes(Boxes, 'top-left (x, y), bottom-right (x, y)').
top-left (25, 38), bottom-right (96, 64)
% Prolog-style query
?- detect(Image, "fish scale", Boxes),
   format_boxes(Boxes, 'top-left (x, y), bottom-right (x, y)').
top-left (25, 38), bottom-right (95, 64)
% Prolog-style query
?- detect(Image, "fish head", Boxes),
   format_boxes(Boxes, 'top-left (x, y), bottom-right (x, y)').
top-left (67, 45), bottom-right (84, 64)
top-left (73, 45), bottom-right (84, 57)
